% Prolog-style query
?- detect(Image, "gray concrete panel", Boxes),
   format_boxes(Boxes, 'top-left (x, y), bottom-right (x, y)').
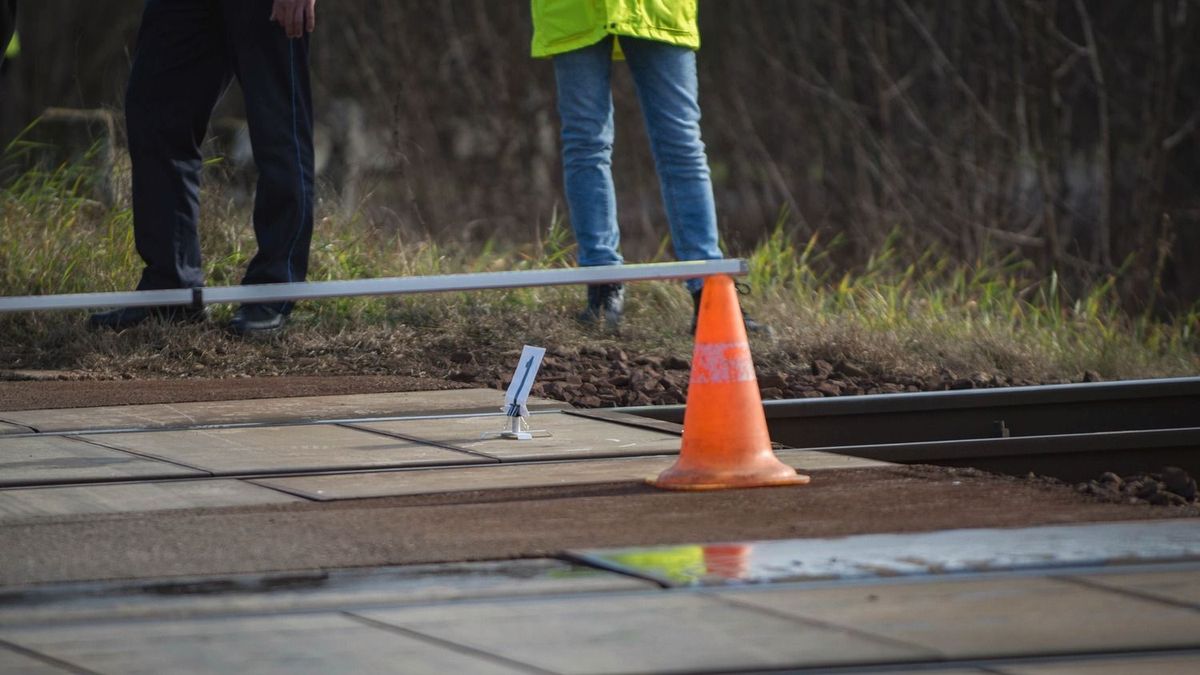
top-left (716, 576), bottom-right (1200, 659)
top-left (358, 592), bottom-right (932, 674)
top-left (0, 646), bottom-right (72, 674)
top-left (0, 559), bottom-right (654, 628)
top-left (0, 436), bottom-right (204, 487)
top-left (0, 420), bottom-right (34, 435)
top-left (780, 448), bottom-right (894, 470)
top-left (252, 448), bottom-right (880, 501)
top-left (354, 411), bottom-right (682, 461)
top-left (0, 480), bottom-right (301, 519)
top-left (866, 671), bottom-right (986, 675)
top-left (1, 389), bottom-right (565, 433)
top-left (0, 613), bottom-right (526, 675)
top-left (1067, 567), bottom-right (1200, 609)
top-left (85, 425), bottom-right (488, 475)
top-left (253, 456), bottom-right (679, 500)
top-left (999, 653), bottom-right (1200, 674)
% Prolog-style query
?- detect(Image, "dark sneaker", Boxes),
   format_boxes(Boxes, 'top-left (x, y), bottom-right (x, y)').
top-left (690, 288), bottom-right (774, 337)
top-left (577, 283), bottom-right (624, 330)
top-left (229, 303), bottom-right (287, 336)
top-left (89, 305), bottom-right (208, 330)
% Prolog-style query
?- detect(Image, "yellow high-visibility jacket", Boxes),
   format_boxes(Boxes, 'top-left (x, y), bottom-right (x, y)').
top-left (531, 0), bottom-right (699, 58)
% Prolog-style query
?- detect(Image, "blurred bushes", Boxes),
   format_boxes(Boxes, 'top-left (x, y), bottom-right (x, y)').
top-left (2, 0), bottom-right (1198, 310)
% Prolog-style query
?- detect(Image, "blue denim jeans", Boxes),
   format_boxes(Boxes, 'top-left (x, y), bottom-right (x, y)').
top-left (554, 36), bottom-right (722, 293)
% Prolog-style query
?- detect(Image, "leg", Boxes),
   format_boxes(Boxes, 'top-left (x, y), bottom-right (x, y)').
top-left (622, 37), bottom-right (721, 294)
top-left (125, 0), bottom-right (231, 291)
top-left (553, 37), bottom-right (622, 269)
top-left (222, 0), bottom-right (314, 312)
top-left (1, 0), bottom-right (16, 69)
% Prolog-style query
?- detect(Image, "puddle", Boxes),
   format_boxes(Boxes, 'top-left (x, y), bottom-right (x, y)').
top-left (571, 520), bottom-right (1200, 586)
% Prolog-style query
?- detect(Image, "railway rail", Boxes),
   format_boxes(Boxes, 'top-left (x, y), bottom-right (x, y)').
top-left (609, 376), bottom-right (1200, 481)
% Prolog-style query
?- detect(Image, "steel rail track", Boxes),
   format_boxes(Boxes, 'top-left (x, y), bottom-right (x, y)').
top-left (605, 376), bottom-right (1200, 480)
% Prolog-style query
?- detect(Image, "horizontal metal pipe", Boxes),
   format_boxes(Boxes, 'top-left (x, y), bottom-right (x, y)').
top-left (0, 260), bottom-right (748, 313)
top-left (0, 288), bottom-right (195, 313)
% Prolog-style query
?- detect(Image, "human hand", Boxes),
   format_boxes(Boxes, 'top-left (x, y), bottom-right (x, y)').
top-left (270, 0), bottom-right (316, 39)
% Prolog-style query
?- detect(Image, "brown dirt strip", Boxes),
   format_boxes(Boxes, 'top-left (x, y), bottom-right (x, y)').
top-left (2, 466), bottom-right (1193, 586)
top-left (0, 375), bottom-right (474, 411)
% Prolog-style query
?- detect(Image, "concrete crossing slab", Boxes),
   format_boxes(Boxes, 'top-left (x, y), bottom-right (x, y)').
top-left (253, 455), bottom-right (678, 500)
top-left (0, 420), bottom-right (33, 435)
top-left (0, 643), bottom-right (68, 667)
top-left (782, 448), bottom-right (894, 470)
top-left (252, 449), bottom-right (883, 501)
top-left (83, 425), bottom-right (489, 475)
top-left (864, 662), bottom-right (984, 667)
top-left (0, 436), bottom-right (205, 487)
top-left (1066, 568), bottom-right (1200, 609)
top-left (356, 591), bottom-right (932, 674)
top-left (849, 662), bottom-right (1200, 675)
top-left (713, 575), bottom-right (1200, 659)
top-left (0, 389), bottom-right (565, 433)
top-left (0, 646), bottom-right (68, 674)
top-left (0, 560), bottom-right (654, 628)
top-left (999, 652), bottom-right (1200, 674)
top-left (352, 411), bottom-right (682, 461)
top-left (0, 480), bottom-right (302, 519)
top-left (0, 613), bottom-right (527, 675)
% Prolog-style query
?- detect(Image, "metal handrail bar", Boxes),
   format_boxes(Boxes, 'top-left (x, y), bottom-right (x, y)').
top-left (0, 259), bottom-right (748, 313)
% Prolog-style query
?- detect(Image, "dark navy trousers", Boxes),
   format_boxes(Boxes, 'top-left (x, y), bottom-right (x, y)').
top-left (127, 0), bottom-right (313, 310)
top-left (1, 0), bottom-right (16, 71)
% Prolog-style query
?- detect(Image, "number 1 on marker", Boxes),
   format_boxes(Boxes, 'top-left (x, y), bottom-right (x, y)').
top-left (504, 345), bottom-right (546, 418)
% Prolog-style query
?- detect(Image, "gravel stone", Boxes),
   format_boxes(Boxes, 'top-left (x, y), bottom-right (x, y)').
top-left (817, 381), bottom-right (842, 396)
top-left (836, 361), bottom-right (869, 379)
top-left (663, 356), bottom-right (690, 370)
top-left (1162, 467), bottom-right (1198, 500)
top-left (811, 359), bottom-right (835, 379)
top-left (758, 373), bottom-right (789, 389)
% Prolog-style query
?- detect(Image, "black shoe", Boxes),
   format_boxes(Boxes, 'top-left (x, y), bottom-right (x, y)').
top-left (577, 284), bottom-right (625, 329)
top-left (89, 305), bottom-right (208, 330)
top-left (229, 304), bottom-right (287, 336)
top-left (690, 288), bottom-right (774, 337)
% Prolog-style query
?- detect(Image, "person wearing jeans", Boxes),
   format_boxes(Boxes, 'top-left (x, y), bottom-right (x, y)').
top-left (89, 0), bottom-right (317, 336)
top-left (533, 0), bottom-right (764, 332)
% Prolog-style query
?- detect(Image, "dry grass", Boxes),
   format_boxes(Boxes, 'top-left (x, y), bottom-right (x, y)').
top-left (1, 163), bottom-right (1197, 387)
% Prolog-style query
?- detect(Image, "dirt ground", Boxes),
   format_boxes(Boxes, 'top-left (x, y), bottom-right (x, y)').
top-left (0, 375), bottom-right (470, 411)
top-left (4, 465), bottom-right (1194, 586)
top-left (0, 343), bottom-right (1064, 412)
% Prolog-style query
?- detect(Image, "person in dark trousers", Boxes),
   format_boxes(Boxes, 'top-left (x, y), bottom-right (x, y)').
top-left (90, 0), bottom-right (317, 335)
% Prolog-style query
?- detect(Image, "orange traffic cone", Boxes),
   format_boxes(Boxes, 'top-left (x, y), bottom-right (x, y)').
top-left (651, 275), bottom-right (810, 490)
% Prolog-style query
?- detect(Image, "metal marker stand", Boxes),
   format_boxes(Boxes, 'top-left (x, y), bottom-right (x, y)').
top-left (480, 345), bottom-right (551, 441)
top-left (495, 414), bottom-right (549, 441)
